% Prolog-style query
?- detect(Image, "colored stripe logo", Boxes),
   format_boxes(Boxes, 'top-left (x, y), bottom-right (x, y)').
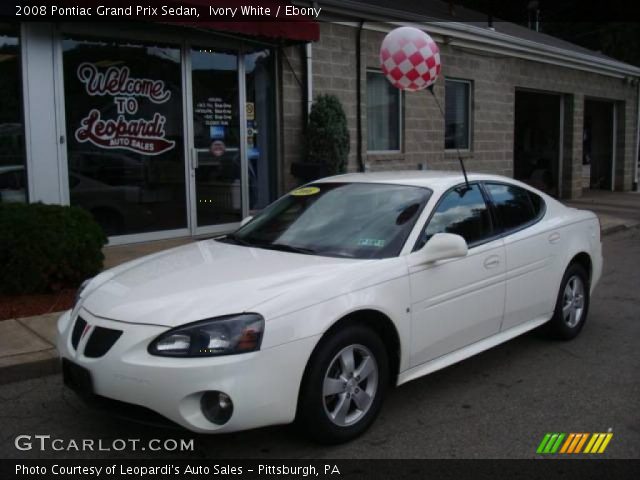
top-left (536, 432), bottom-right (613, 454)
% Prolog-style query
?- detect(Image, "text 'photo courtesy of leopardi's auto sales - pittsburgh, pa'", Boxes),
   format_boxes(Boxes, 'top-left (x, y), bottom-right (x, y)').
top-left (1, 0), bottom-right (639, 479)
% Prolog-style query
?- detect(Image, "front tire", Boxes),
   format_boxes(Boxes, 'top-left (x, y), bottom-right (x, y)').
top-left (546, 263), bottom-right (590, 340)
top-left (296, 325), bottom-right (389, 444)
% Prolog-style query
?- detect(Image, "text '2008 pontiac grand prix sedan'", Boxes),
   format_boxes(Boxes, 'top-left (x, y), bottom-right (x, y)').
top-left (57, 171), bottom-right (602, 443)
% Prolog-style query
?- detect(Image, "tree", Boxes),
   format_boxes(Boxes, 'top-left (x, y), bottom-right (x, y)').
top-left (543, 22), bottom-right (640, 67)
top-left (305, 94), bottom-right (350, 174)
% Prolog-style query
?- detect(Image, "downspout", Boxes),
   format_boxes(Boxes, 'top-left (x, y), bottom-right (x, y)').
top-left (306, 1), bottom-right (318, 118)
top-left (356, 20), bottom-right (365, 172)
top-left (634, 79), bottom-right (640, 191)
top-left (305, 42), bottom-right (313, 115)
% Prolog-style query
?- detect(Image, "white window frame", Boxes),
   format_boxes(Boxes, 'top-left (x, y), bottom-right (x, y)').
top-left (366, 69), bottom-right (403, 154)
top-left (444, 78), bottom-right (473, 152)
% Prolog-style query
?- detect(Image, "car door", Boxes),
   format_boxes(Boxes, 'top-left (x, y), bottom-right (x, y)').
top-left (408, 183), bottom-right (506, 367)
top-left (483, 182), bottom-right (558, 331)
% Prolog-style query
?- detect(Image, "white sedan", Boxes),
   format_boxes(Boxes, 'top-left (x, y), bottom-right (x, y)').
top-left (57, 171), bottom-right (602, 443)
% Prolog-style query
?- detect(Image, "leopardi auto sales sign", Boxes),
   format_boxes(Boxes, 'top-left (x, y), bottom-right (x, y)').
top-left (74, 62), bottom-right (176, 155)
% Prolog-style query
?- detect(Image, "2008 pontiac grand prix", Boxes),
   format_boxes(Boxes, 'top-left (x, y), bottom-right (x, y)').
top-left (58, 171), bottom-right (602, 443)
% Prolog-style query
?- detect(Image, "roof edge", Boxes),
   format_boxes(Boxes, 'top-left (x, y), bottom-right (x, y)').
top-left (311, 0), bottom-right (640, 79)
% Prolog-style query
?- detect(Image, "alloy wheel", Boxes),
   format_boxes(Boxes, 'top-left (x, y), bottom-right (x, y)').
top-left (322, 344), bottom-right (378, 427)
top-left (562, 275), bottom-right (585, 328)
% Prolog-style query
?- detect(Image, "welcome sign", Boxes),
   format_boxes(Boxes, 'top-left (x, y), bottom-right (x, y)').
top-left (73, 62), bottom-right (176, 155)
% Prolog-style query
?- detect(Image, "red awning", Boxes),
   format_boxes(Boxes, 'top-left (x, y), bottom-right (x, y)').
top-left (178, 0), bottom-right (320, 43)
top-left (57, 0), bottom-right (320, 43)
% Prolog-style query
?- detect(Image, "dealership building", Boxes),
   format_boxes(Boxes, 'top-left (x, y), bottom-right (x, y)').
top-left (2, 0), bottom-right (639, 244)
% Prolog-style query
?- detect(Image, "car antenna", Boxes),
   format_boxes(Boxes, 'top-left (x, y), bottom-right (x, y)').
top-left (428, 85), bottom-right (471, 192)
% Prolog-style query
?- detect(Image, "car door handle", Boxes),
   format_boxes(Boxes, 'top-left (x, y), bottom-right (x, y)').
top-left (548, 232), bottom-right (561, 244)
top-left (483, 255), bottom-right (500, 269)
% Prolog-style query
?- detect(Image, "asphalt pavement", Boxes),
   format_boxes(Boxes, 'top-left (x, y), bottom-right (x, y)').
top-left (1, 229), bottom-right (638, 459)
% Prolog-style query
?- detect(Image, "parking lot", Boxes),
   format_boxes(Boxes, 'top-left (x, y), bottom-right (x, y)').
top-left (1, 228), bottom-right (638, 459)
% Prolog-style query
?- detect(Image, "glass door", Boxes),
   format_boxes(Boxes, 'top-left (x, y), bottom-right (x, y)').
top-left (188, 48), bottom-right (245, 232)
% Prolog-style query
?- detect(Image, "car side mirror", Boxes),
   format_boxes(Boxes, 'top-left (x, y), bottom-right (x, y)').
top-left (410, 233), bottom-right (468, 267)
top-left (239, 215), bottom-right (253, 227)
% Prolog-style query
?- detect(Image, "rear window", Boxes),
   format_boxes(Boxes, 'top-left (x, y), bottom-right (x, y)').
top-left (529, 190), bottom-right (545, 218)
top-left (485, 183), bottom-right (544, 232)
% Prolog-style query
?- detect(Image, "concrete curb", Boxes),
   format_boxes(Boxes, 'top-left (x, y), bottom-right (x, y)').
top-left (601, 224), bottom-right (629, 236)
top-left (0, 355), bottom-right (60, 386)
top-left (601, 222), bottom-right (640, 236)
top-left (0, 313), bottom-right (62, 386)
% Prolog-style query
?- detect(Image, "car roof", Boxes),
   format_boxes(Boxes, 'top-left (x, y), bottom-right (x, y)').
top-left (314, 170), bottom-right (522, 193)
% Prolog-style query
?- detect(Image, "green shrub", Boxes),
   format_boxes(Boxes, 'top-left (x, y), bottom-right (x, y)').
top-left (305, 94), bottom-right (350, 175)
top-left (0, 202), bottom-right (107, 294)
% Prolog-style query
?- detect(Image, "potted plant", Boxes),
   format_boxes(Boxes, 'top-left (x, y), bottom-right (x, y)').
top-left (291, 94), bottom-right (350, 183)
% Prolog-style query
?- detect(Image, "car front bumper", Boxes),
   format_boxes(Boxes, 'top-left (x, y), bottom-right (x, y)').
top-left (56, 309), bottom-right (318, 433)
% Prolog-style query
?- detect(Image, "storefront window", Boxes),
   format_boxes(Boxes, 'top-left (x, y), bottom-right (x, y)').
top-left (63, 37), bottom-right (186, 236)
top-left (245, 50), bottom-right (276, 211)
top-left (0, 25), bottom-right (27, 204)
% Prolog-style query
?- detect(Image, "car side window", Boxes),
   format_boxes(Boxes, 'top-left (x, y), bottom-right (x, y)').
top-left (415, 184), bottom-right (493, 250)
top-left (485, 183), bottom-right (542, 232)
top-left (528, 190), bottom-right (545, 218)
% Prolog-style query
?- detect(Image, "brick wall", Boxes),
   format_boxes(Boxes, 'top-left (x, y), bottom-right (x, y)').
top-left (281, 22), bottom-right (639, 198)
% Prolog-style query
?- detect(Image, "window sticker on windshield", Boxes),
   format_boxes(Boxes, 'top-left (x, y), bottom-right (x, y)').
top-left (290, 186), bottom-right (320, 196)
top-left (358, 238), bottom-right (386, 248)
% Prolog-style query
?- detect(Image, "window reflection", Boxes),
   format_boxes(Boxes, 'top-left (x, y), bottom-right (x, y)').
top-left (191, 49), bottom-right (242, 226)
top-left (63, 37), bottom-right (186, 236)
top-left (420, 185), bottom-right (492, 248)
top-left (0, 26), bottom-right (27, 204)
top-left (485, 183), bottom-right (537, 231)
top-left (445, 79), bottom-right (471, 150)
top-left (367, 71), bottom-right (401, 151)
top-left (245, 50), bottom-right (276, 211)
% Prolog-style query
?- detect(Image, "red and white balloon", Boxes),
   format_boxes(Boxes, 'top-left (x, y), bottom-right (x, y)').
top-left (379, 27), bottom-right (441, 91)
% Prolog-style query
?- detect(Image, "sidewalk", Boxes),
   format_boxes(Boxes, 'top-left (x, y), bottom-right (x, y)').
top-left (1, 194), bottom-right (638, 385)
top-left (0, 313), bottom-right (60, 385)
top-left (565, 189), bottom-right (640, 235)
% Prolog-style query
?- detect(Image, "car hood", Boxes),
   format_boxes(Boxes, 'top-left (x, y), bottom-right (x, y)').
top-left (81, 239), bottom-right (365, 327)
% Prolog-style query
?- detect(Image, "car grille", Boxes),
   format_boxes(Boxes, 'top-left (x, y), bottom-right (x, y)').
top-left (70, 316), bottom-right (87, 350)
top-left (84, 327), bottom-right (123, 358)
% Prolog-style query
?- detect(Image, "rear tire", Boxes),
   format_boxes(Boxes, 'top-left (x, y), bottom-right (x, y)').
top-left (296, 325), bottom-right (389, 444)
top-left (545, 263), bottom-right (590, 340)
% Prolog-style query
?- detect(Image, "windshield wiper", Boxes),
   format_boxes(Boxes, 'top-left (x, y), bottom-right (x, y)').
top-left (260, 243), bottom-right (317, 255)
top-left (219, 235), bottom-right (316, 255)
top-left (219, 234), bottom-right (254, 247)
top-left (219, 236), bottom-right (314, 255)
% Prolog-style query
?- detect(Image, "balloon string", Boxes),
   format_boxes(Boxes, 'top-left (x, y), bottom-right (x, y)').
top-left (428, 86), bottom-right (471, 190)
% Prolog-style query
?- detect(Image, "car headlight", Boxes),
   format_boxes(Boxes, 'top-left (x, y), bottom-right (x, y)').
top-left (148, 313), bottom-right (265, 357)
top-left (74, 278), bottom-right (92, 308)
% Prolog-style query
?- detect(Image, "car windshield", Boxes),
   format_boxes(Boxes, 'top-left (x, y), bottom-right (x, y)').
top-left (218, 182), bottom-right (432, 259)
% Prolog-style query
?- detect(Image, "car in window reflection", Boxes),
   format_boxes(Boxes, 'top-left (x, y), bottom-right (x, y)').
top-left (68, 172), bottom-right (155, 236)
top-left (69, 151), bottom-right (145, 187)
top-left (0, 165), bottom-right (27, 203)
top-left (57, 172), bottom-right (602, 443)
